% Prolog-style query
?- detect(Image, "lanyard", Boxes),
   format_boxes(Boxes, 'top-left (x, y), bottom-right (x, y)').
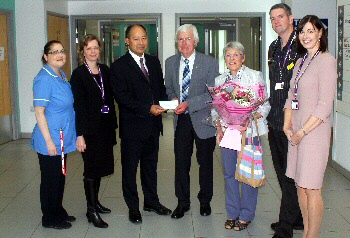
top-left (60, 128), bottom-right (66, 176)
top-left (84, 62), bottom-right (105, 101)
top-left (293, 50), bottom-right (320, 98)
top-left (277, 33), bottom-right (295, 81)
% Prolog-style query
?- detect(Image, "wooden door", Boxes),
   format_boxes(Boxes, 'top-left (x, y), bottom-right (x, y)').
top-left (47, 14), bottom-right (71, 79)
top-left (0, 13), bottom-right (13, 143)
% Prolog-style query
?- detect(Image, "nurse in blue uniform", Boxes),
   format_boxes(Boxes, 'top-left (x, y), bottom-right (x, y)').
top-left (31, 40), bottom-right (77, 230)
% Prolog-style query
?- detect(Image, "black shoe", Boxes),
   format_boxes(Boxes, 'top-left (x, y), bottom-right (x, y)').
top-left (200, 203), bottom-right (211, 216)
top-left (43, 221), bottom-right (72, 230)
top-left (144, 203), bottom-right (171, 215)
top-left (86, 211), bottom-right (108, 228)
top-left (171, 205), bottom-right (190, 219)
top-left (66, 215), bottom-right (76, 222)
top-left (96, 202), bottom-right (111, 214)
top-left (271, 221), bottom-right (304, 231)
top-left (129, 209), bottom-right (142, 223)
top-left (272, 235), bottom-right (283, 238)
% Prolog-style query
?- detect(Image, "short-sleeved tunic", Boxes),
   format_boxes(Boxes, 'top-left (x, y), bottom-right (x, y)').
top-left (284, 52), bottom-right (336, 189)
top-left (31, 64), bottom-right (77, 155)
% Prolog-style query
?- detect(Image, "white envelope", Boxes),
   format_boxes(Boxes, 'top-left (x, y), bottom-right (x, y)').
top-left (159, 100), bottom-right (179, 110)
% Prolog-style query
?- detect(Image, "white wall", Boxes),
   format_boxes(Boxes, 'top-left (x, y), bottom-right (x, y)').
top-left (15, 0), bottom-right (46, 134)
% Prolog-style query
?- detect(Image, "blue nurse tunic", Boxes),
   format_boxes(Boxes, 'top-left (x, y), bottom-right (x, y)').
top-left (31, 64), bottom-right (76, 155)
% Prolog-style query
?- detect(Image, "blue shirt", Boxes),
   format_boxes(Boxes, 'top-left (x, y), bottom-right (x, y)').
top-left (30, 64), bottom-right (77, 155)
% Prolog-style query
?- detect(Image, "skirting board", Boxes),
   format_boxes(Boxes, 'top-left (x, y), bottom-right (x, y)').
top-left (331, 160), bottom-right (350, 181)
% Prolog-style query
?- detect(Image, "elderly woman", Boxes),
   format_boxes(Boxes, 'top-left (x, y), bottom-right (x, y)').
top-left (212, 41), bottom-right (270, 231)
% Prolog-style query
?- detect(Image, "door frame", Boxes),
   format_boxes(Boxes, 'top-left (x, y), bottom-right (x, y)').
top-left (175, 12), bottom-right (266, 75)
top-left (0, 9), bottom-right (20, 143)
top-left (70, 14), bottom-right (162, 70)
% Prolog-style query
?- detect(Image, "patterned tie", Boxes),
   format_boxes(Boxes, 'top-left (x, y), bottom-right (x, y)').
top-left (181, 59), bottom-right (190, 102)
top-left (140, 58), bottom-right (150, 82)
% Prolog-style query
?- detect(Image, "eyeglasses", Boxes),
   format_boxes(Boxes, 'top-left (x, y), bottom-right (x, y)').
top-left (178, 37), bottom-right (193, 43)
top-left (48, 49), bottom-right (67, 55)
top-left (86, 46), bottom-right (100, 51)
top-left (225, 53), bottom-right (242, 59)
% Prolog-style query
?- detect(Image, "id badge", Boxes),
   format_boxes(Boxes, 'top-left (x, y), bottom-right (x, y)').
top-left (291, 100), bottom-right (299, 110)
top-left (101, 105), bottom-right (110, 113)
top-left (275, 82), bottom-right (284, 90)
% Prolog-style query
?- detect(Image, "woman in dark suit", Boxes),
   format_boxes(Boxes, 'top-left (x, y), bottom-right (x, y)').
top-left (70, 34), bottom-right (117, 228)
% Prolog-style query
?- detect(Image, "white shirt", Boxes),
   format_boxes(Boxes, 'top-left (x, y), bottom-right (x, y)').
top-left (129, 50), bottom-right (149, 73)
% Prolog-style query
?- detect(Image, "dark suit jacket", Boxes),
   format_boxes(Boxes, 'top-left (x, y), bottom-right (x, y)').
top-left (70, 63), bottom-right (118, 136)
top-left (110, 52), bottom-right (167, 140)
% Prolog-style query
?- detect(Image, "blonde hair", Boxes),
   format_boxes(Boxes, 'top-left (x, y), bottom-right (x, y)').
top-left (77, 34), bottom-right (102, 65)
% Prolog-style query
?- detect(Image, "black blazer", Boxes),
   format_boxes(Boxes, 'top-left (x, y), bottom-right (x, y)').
top-left (110, 52), bottom-right (167, 140)
top-left (70, 63), bottom-right (118, 136)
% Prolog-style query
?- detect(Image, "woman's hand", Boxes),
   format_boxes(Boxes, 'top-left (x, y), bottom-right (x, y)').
top-left (253, 112), bottom-right (263, 120)
top-left (46, 139), bottom-right (57, 155)
top-left (76, 136), bottom-right (86, 152)
top-left (216, 127), bottom-right (224, 144)
top-left (289, 129), bottom-right (305, 146)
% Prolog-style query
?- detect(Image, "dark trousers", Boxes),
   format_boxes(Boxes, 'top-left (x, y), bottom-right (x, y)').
top-left (120, 126), bottom-right (160, 210)
top-left (38, 153), bottom-right (68, 226)
top-left (268, 126), bottom-right (303, 237)
top-left (174, 114), bottom-right (216, 208)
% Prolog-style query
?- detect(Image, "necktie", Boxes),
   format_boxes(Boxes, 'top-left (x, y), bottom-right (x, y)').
top-left (181, 59), bottom-right (190, 102)
top-left (140, 58), bottom-right (150, 82)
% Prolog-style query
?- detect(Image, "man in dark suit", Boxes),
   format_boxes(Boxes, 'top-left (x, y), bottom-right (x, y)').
top-left (165, 24), bottom-right (219, 219)
top-left (110, 24), bottom-right (171, 224)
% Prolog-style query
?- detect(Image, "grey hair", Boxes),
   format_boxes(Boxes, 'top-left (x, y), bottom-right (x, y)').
top-left (175, 24), bottom-right (199, 43)
top-left (223, 41), bottom-right (245, 56)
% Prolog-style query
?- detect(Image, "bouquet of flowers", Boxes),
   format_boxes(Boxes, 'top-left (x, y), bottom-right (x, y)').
top-left (208, 81), bottom-right (266, 126)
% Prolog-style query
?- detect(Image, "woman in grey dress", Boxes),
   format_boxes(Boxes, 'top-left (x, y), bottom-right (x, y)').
top-left (283, 15), bottom-right (337, 238)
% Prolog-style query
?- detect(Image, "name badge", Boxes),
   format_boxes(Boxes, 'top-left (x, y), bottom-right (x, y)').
top-left (291, 100), bottom-right (299, 110)
top-left (101, 105), bottom-right (110, 113)
top-left (275, 82), bottom-right (284, 90)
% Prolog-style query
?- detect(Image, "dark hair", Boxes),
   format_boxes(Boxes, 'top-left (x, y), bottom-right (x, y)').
top-left (41, 40), bottom-right (62, 64)
top-left (125, 24), bottom-right (147, 39)
top-left (269, 3), bottom-right (292, 16)
top-left (78, 34), bottom-right (102, 65)
top-left (296, 15), bottom-right (328, 54)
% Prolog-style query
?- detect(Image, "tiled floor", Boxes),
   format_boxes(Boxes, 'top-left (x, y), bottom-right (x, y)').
top-left (1, 114), bottom-right (350, 238)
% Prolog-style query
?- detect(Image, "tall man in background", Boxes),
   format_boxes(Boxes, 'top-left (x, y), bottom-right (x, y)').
top-left (165, 24), bottom-right (219, 219)
top-left (268, 3), bottom-right (303, 238)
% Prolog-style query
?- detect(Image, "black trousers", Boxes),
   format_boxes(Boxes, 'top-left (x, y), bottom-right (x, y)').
top-left (174, 114), bottom-right (216, 208)
top-left (268, 126), bottom-right (303, 237)
top-left (120, 125), bottom-right (160, 210)
top-left (38, 153), bottom-right (68, 226)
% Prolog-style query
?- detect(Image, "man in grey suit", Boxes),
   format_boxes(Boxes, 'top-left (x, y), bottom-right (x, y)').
top-left (165, 24), bottom-right (219, 219)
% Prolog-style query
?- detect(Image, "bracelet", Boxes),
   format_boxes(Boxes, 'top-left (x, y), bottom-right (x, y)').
top-left (301, 125), bottom-right (307, 135)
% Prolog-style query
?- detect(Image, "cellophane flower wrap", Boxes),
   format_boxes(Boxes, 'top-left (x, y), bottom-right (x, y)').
top-left (210, 81), bottom-right (265, 126)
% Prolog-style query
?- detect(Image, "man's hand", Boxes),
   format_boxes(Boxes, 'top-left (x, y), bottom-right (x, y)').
top-left (150, 105), bottom-right (166, 116)
top-left (174, 101), bottom-right (189, 115)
